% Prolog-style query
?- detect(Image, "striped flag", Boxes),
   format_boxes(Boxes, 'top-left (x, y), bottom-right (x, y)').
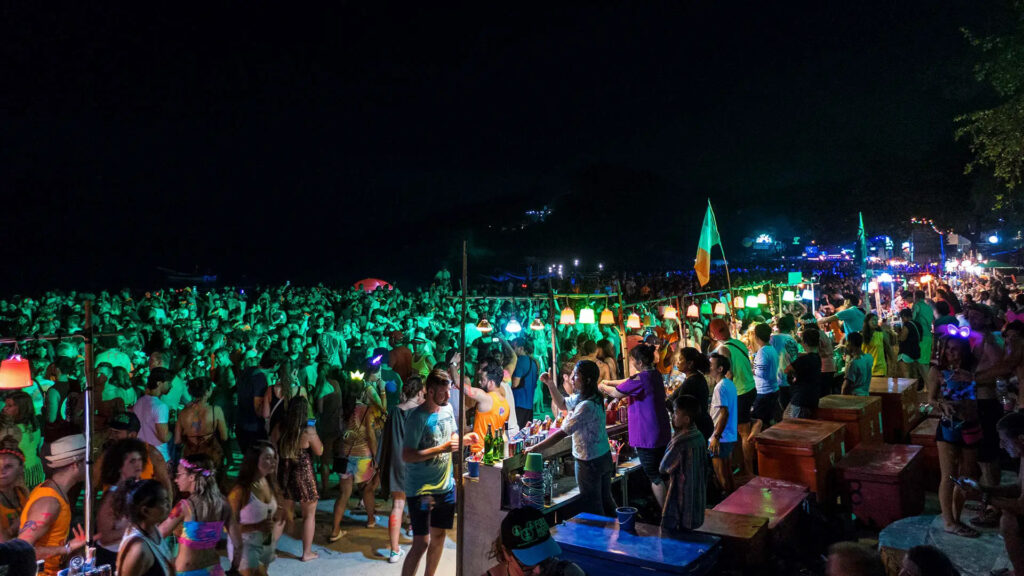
top-left (694, 200), bottom-right (721, 287)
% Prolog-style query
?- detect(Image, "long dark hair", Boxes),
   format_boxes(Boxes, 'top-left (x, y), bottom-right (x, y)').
top-left (678, 347), bottom-right (710, 374)
top-left (277, 396), bottom-right (308, 459)
top-left (116, 479), bottom-right (166, 524)
top-left (233, 440), bottom-right (279, 509)
top-left (6, 391), bottom-right (37, 432)
top-left (861, 313), bottom-right (879, 344)
top-left (574, 360), bottom-right (602, 404)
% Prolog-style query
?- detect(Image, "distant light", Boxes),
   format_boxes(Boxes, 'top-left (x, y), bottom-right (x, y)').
top-left (877, 272), bottom-right (893, 283)
top-left (756, 234), bottom-right (773, 244)
top-left (505, 319), bottom-right (522, 333)
top-left (598, 263), bottom-right (604, 270)
top-left (573, 259), bottom-right (579, 266)
top-left (802, 289), bottom-right (814, 301)
top-left (989, 234), bottom-right (1000, 244)
top-left (782, 290), bottom-right (796, 302)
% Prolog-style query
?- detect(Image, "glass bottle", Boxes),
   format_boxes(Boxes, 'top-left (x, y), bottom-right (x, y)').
top-left (484, 424), bottom-right (494, 465)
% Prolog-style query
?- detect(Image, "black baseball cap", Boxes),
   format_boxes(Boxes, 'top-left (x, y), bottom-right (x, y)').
top-left (501, 507), bottom-right (561, 567)
top-left (109, 412), bottom-right (141, 432)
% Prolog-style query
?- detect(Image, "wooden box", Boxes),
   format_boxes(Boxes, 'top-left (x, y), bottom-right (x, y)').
top-left (836, 444), bottom-right (924, 529)
top-left (696, 509), bottom-right (769, 569)
top-left (870, 377), bottom-right (920, 443)
top-left (816, 395), bottom-right (883, 449)
top-left (713, 476), bottom-right (808, 546)
top-left (909, 418), bottom-right (939, 491)
top-left (755, 418), bottom-right (845, 502)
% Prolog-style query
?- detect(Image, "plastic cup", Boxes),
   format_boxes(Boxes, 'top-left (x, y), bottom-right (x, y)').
top-left (525, 453), bottom-right (544, 473)
top-left (616, 506), bottom-right (638, 532)
top-left (467, 459), bottom-right (480, 478)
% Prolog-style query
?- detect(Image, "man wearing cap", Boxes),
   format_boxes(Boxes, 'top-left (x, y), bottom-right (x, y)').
top-left (410, 333), bottom-right (436, 380)
top-left (93, 412), bottom-right (172, 497)
top-left (18, 434), bottom-right (87, 576)
top-left (485, 507), bottom-right (584, 576)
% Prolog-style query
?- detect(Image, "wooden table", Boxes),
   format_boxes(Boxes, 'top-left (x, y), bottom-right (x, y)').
top-left (870, 377), bottom-right (920, 443)
top-left (755, 418), bottom-right (845, 502)
top-left (816, 395), bottom-right (883, 449)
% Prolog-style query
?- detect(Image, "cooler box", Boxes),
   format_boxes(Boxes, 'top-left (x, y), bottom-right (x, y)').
top-left (836, 444), bottom-right (924, 528)
top-left (755, 418), bottom-right (845, 502)
top-left (815, 395), bottom-right (883, 449)
top-left (909, 418), bottom-right (939, 491)
top-left (552, 513), bottom-right (721, 576)
top-left (870, 377), bottom-right (920, 443)
top-left (696, 509), bottom-right (768, 569)
top-left (713, 476), bottom-right (808, 546)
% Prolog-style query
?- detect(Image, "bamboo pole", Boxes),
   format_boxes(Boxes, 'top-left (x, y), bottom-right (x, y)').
top-left (456, 241), bottom-right (467, 576)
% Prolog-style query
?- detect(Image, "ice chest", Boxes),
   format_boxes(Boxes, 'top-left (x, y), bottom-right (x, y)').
top-left (870, 377), bottom-right (919, 443)
top-left (755, 418), bottom-right (845, 502)
top-left (696, 509), bottom-right (768, 568)
top-left (552, 513), bottom-right (720, 576)
top-left (909, 418), bottom-right (939, 491)
top-left (816, 395), bottom-right (883, 449)
top-left (836, 444), bottom-right (924, 528)
top-left (713, 476), bottom-right (807, 546)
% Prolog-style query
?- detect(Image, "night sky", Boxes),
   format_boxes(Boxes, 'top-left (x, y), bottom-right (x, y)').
top-left (0, 2), bottom-right (1007, 291)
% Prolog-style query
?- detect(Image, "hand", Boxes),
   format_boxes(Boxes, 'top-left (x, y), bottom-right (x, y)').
top-left (67, 524), bottom-right (87, 551)
top-left (954, 476), bottom-right (984, 500)
top-left (464, 432), bottom-right (481, 448)
top-left (450, 352), bottom-right (461, 367)
top-left (540, 371), bottom-right (553, 386)
top-left (449, 433), bottom-right (460, 453)
top-left (708, 436), bottom-right (721, 456)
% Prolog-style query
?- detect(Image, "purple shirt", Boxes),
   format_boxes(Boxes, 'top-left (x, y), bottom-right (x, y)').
top-left (616, 369), bottom-right (671, 449)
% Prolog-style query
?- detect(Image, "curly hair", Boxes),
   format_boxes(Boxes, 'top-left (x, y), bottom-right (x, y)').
top-left (99, 438), bottom-right (148, 487)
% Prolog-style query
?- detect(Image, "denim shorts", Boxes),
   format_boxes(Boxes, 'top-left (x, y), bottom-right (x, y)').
top-left (712, 441), bottom-right (736, 460)
top-left (636, 445), bottom-right (668, 486)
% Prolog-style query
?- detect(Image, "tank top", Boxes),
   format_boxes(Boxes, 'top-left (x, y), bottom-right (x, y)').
top-left (721, 339), bottom-right (755, 396)
top-left (21, 483), bottom-right (71, 576)
top-left (411, 355), bottom-right (433, 379)
top-left (239, 491), bottom-right (277, 525)
top-left (862, 331), bottom-right (888, 376)
top-left (472, 390), bottom-right (510, 453)
top-left (0, 485), bottom-right (28, 538)
top-left (341, 404), bottom-right (371, 458)
top-left (117, 526), bottom-right (173, 576)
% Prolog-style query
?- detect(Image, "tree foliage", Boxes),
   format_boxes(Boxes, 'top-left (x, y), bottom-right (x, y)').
top-left (955, 1), bottom-right (1024, 196)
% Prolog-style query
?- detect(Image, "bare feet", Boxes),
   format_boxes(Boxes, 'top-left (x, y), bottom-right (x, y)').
top-left (301, 552), bottom-right (319, 562)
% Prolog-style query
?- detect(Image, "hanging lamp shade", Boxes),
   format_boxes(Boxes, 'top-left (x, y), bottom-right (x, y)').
top-left (505, 319), bottom-right (522, 333)
top-left (626, 313), bottom-right (641, 329)
top-left (663, 305), bottom-right (678, 320)
top-left (756, 293), bottom-right (768, 305)
top-left (599, 308), bottom-right (615, 325)
top-left (733, 296), bottom-right (745, 309)
top-left (802, 289), bottom-right (814, 301)
top-left (782, 290), bottom-right (796, 302)
top-left (713, 302), bottom-right (727, 315)
top-left (686, 304), bottom-right (699, 319)
top-left (745, 295), bottom-right (760, 308)
top-left (559, 306), bottom-right (576, 325)
top-left (476, 319), bottom-right (493, 333)
top-left (700, 301), bottom-right (713, 316)
top-left (643, 314), bottom-right (654, 327)
top-left (529, 318), bottom-right (545, 331)
top-left (0, 354), bottom-right (32, 390)
top-left (578, 308), bottom-right (595, 324)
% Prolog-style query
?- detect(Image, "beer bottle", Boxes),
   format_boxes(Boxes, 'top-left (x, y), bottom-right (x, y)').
top-left (484, 424), bottom-right (494, 465)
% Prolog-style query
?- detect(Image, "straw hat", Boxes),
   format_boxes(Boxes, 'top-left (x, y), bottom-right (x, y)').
top-left (44, 434), bottom-right (86, 468)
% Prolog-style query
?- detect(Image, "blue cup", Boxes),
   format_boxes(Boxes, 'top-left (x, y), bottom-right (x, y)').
top-left (616, 506), bottom-right (638, 532)
top-left (467, 459), bottom-right (480, 478)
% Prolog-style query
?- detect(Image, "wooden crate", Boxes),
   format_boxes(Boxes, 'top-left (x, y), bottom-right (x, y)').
top-left (909, 418), bottom-right (939, 491)
top-left (696, 509), bottom-right (769, 569)
top-left (870, 377), bottom-right (919, 443)
top-left (836, 444), bottom-right (924, 529)
top-left (755, 419), bottom-right (845, 502)
top-left (713, 476), bottom-right (807, 547)
top-left (816, 395), bottom-right (883, 449)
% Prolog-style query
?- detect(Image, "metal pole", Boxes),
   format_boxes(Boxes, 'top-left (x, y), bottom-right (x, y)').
top-left (83, 300), bottom-right (95, 550)
top-left (456, 241), bottom-right (467, 576)
top-left (546, 278), bottom-right (559, 400)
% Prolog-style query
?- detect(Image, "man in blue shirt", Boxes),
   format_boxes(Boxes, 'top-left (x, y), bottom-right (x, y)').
top-left (511, 337), bottom-right (539, 425)
top-left (819, 294), bottom-right (866, 336)
top-left (750, 323), bottom-right (780, 440)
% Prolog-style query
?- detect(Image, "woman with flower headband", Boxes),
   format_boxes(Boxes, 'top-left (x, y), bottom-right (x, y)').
top-left (0, 437), bottom-right (28, 542)
top-left (158, 454), bottom-right (238, 576)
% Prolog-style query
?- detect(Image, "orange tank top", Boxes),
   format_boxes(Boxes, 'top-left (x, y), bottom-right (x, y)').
top-left (21, 484), bottom-right (71, 576)
top-left (472, 390), bottom-right (510, 453)
top-left (0, 485), bottom-right (28, 538)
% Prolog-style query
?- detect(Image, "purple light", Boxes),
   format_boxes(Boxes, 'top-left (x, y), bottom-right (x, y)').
top-left (959, 327), bottom-right (971, 338)
top-left (371, 354), bottom-right (384, 366)
top-left (947, 324), bottom-right (958, 336)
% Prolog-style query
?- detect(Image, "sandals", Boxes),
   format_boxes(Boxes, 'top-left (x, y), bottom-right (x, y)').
top-left (328, 530), bottom-right (348, 542)
top-left (944, 523), bottom-right (981, 538)
top-left (971, 507), bottom-right (1001, 528)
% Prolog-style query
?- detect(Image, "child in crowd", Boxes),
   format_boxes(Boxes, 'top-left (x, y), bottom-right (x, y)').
top-left (660, 394), bottom-right (707, 531)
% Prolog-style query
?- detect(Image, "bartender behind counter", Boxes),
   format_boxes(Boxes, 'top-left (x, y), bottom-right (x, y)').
top-left (600, 344), bottom-right (672, 510)
top-left (527, 360), bottom-right (616, 517)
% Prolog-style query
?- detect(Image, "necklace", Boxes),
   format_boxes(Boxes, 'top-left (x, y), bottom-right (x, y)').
top-left (46, 479), bottom-right (68, 506)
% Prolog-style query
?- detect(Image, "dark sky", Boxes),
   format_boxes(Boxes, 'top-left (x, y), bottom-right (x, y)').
top-left (0, 2), bottom-right (1005, 291)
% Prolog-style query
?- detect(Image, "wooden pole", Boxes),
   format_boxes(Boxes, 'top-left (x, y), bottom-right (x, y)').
top-left (616, 281), bottom-right (631, 377)
top-left (83, 300), bottom-right (95, 551)
top-left (456, 241), bottom-right (467, 576)
top-left (546, 278), bottom-right (560, 405)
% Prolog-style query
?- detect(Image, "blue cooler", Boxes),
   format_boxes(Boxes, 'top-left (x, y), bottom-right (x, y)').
top-left (552, 513), bottom-right (720, 576)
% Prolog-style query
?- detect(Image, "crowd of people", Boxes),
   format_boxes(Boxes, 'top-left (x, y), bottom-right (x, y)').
top-left (0, 265), bottom-right (1019, 575)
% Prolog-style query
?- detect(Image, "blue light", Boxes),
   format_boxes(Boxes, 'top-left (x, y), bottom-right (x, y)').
top-left (989, 234), bottom-right (1000, 244)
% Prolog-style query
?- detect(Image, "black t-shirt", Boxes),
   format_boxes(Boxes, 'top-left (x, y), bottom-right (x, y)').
top-left (789, 353), bottom-right (822, 409)
top-left (238, 367), bottom-right (269, 433)
top-left (667, 372), bottom-right (714, 440)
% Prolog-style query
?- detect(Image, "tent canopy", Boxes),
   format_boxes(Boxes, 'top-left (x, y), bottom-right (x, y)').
top-left (354, 277), bottom-right (393, 292)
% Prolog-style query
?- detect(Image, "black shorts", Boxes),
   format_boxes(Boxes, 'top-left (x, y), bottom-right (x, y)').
top-left (636, 445), bottom-right (668, 486)
top-left (408, 488), bottom-right (456, 536)
top-left (977, 398), bottom-right (1003, 463)
top-left (751, 392), bottom-right (780, 425)
top-left (737, 389), bottom-right (756, 425)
